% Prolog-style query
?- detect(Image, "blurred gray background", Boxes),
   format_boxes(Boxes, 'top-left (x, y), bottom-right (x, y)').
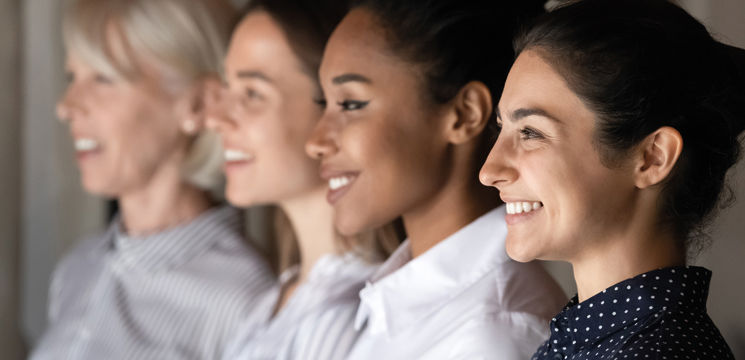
top-left (1, 0), bottom-right (743, 358)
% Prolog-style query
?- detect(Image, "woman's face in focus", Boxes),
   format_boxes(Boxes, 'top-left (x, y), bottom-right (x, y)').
top-left (57, 52), bottom-right (189, 197)
top-left (479, 50), bottom-right (636, 263)
top-left (208, 12), bottom-right (324, 206)
top-left (305, 9), bottom-right (452, 236)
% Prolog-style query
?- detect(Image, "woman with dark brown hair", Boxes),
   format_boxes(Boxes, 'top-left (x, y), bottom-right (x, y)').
top-left (480, 0), bottom-right (745, 358)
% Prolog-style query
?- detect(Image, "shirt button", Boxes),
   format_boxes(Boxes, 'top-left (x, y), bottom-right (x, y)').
top-left (553, 354), bottom-right (565, 360)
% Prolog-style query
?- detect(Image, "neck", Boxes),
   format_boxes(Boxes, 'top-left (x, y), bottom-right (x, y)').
top-left (279, 186), bottom-right (337, 283)
top-left (118, 163), bottom-right (213, 236)
top-left (571, 213), bottom-right (685, 302)
top-left (404, 170), bottom-right (498, 258)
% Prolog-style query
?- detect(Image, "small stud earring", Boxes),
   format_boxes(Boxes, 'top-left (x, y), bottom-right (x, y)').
top-left (182, 120), bottom-right (197, 134)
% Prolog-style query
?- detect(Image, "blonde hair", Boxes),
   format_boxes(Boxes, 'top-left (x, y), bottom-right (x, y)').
top-left (62, 0), bottom-right (240, 192)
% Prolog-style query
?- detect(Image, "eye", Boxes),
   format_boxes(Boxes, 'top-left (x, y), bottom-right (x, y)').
top-left (313, 97), bottom-right (327, 109)
top-left (64, 72), bottom-right (75, 84)
top-left (519, 127), bottom-right (544, 140)
top-left (337, 100), bottom-right (369, 111)
top-left (245, 88), bottom-right (262, 100)
top-left (93, 74), bottom-right (113, 84)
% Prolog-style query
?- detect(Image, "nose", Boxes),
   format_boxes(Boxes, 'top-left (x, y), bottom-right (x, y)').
top-left (479, 135), bottom-right (518, 190)
top-left (305, 112), bottom-right (339, 160)
top-left (204, 87), bottom-right (236, 134)
top-left (56, 85), bottom-right (83, 124)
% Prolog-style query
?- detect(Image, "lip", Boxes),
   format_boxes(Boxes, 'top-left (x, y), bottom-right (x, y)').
top-left (222, 145), bottom-right (255, 173)
top-left (500, 195), bottom-right (544, 226)
top-left (504, 207), bottom-right (543, 226)
top-left (75, 148), bottom-right (101, 162)
top-left (320, 166), bottom-right (360, 205)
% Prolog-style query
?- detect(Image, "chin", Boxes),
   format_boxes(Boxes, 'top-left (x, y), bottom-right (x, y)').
top-left (334, 213), bottom-right (372, 237)
top-left (505, 236), bottom-right (539, 263)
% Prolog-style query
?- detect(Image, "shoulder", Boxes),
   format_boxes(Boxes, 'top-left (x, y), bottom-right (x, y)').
top-left (52, 229), bottom-right (111, 287)
top-left (442, 316), bottom-right (543, 360)
top-left (489, 260), bottom-right (568, 323)
top-left (618, 309), bottom-right (734, 360)
top-left (285, 301), bottom-right (361, 360)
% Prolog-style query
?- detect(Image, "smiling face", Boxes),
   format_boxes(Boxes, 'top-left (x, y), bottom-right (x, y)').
top-left (57, 52), bottom-right (189, 197)
top-left (207, 11), bottom-right (324, 207)
top-left (479, 50), bottom-right (637, 263)
top-left (305, 9), bottom-right (451, 236)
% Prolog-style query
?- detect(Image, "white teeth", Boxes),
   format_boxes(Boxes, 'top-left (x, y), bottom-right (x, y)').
top-left (328, 176), bottom-right (353, 190)
top-left (224, 149), bottom-right (253, 162)
top-left (505, 201), bottom-right (543, 215)
top-left (75, 138), bottom-right (100, 152)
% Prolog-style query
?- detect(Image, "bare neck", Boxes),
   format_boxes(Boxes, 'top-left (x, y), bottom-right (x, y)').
top-left (279, 186), bottom-right (337, 284)
top-left (571, 205), bottom-right (685, 302)
top-left (118, 162), bottom-right (213, 236)
top-left (404, 164), bottom-right (499, 258)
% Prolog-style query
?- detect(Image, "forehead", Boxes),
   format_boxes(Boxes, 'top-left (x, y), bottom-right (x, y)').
top-left (225, 11), bottom-right (299, 75)
top-left (499, 50), bottom-right (586, 118)
top-left (320, 8), bottom-right (403, 80)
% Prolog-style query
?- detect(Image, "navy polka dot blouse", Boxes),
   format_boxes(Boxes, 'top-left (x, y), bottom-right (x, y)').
top-left (532, 266), bottom-right (734, 360)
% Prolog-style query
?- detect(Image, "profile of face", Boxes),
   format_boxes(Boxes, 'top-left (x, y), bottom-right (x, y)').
top-left (207, 11), bottom-right (324, 207)
top-left (479, 50), bottom-right (636, 263)
top-left (57, 52), bottom-right (190, 197)
top-left (306, 9), bottom-right (452, 236)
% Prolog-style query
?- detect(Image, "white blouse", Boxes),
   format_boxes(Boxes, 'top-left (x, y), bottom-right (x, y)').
top-left (347, 206), bottom-right (569, 360)
top-left (224, 252), bottom-right (379, 360)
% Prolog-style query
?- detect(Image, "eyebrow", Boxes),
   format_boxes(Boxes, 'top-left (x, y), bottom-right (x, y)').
top-left (236, 70), bottom-right (273, 83)
top-left (497, 107), bottom-right (562, 124)
top-left (332, 73), bottom-right (372, 85)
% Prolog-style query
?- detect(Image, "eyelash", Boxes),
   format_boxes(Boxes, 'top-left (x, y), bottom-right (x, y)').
top-left (337, 100), bottom-right (369, 111)
top-left (313, 97), bottom-right (327, 109)
top-left (519, 127), bottom-right (544, 140)
top-left (245, 88), bottom-right (261, 100)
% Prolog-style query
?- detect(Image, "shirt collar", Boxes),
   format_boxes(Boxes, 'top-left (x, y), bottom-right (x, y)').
top-left (110, 205), bottom-right (243, 272)
top-left (273, 253), bottom-right (378, 322)
top-left (355, 206), bottom-right (510, 337)
top-left (548, 266), bottom-right (711, 354)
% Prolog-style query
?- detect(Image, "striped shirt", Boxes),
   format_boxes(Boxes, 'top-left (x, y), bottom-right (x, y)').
top-left (224, 253), bottom-right (379, 360)
top-left (30, 205), bottom-right (277, 360)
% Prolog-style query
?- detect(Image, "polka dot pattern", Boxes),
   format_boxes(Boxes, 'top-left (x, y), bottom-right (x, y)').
top-left (531, 266), bottom-right (734, 360)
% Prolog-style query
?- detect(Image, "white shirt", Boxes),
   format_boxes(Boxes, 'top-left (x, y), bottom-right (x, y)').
top-left (224, 252), bottom-right (379, 360)
top-left (348, 206), bottom-right (568, 360)
top-left (31, 205), bottom-right (277, 360)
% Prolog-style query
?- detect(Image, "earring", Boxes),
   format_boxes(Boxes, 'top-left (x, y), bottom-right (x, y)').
top-left (182, 119), bottom-right (197, 134)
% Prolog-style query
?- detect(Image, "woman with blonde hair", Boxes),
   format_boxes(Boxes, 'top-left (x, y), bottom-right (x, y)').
top-left (31, 0), bottom-right (275, 359)
top-left (206, 0), bottom-right (400, 358)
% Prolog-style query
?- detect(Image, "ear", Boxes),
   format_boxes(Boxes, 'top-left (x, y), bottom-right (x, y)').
top-left (174, 75), bottom-right (223, 135)
top-left (633, 126), bottom-right (683, 189)
top-left (443, 81), bottom-right (493, 144)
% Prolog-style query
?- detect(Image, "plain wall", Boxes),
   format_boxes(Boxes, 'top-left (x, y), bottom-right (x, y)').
top-left (0, 0), bottom-right (26, 358)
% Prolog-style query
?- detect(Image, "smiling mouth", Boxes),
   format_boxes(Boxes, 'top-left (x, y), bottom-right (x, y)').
top-left (75, 138), bottom-right (100, 152)
top-left (505, 201), bottom-right (543, 215)
top-left (326, 173), bottom-right (358, 204)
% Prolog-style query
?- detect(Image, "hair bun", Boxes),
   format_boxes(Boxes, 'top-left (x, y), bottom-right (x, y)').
top-left (717, 42), bottom-right (745, 135)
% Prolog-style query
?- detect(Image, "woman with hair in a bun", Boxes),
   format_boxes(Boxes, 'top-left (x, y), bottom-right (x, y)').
top-left (305, 0), bottom-right (567, 358)
top-left (480, 0), bottom-right (745, 358)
